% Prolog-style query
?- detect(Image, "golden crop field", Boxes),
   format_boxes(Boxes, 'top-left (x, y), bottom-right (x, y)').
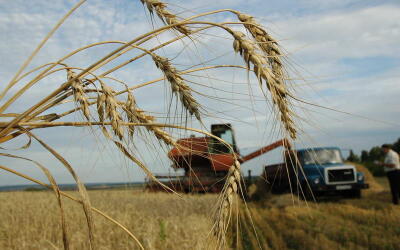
top-left (0, 190), bottom-right (218, 250)
top-left (1, 174), bottom-right (399, 250)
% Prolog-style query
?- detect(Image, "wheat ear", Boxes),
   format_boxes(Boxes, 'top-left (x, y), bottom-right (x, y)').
top-left (124, 92), bottom-right (137, 138)
top-left (67, 69), bottom-right (90, 120)
top-left (237, 13), bottom-right (284, 80)
top-left (152, 54), bottom-right (201, 121)
top-left (140, 0), bottom-right (191, 35)
top-left (96, 82), bottom-right (124, 140)
top-left (214, 160), bottom-right (242, 244)
top-left (231, 30), bottom-right (296, 139)
top-left (131, 108), bottom-right (175, 146)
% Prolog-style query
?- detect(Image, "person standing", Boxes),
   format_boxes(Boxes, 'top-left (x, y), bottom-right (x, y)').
top-left (378, 144), bottom-right (400, 205)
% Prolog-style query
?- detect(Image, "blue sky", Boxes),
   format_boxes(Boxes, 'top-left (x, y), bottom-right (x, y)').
top-left (0, 0), bottom-right (399, 185)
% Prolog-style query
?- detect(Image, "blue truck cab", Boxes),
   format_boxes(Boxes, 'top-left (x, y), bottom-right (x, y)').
top-left (264, 147), bottom-right (369, 198)
top-left (296, 147), bottom-right (369, 197)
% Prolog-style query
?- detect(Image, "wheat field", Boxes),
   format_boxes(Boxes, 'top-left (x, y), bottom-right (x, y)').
top-left (1, 175), bottom-right (399, 250)
top-left (0, 190), bottom-right (218, 250)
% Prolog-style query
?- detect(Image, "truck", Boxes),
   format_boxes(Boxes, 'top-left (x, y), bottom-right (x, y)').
top-left (263, 147), bottom-right (369, 198)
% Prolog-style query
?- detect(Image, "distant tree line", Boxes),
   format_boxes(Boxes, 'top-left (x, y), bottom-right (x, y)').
top-left (346, 138), bottom-right (400, 176)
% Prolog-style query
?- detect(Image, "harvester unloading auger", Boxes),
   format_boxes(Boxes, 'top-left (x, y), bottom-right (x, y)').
top-left (146, 123), bottom-right (291, 193)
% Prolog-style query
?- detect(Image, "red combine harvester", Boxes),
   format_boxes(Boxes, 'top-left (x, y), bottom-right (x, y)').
top-left (146, 123), bottom-right (290, 193)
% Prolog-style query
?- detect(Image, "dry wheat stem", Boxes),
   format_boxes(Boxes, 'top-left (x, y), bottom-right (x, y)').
top-left (92, 21), bottom-right (263, 83)
top-left (97, 24), bottom-right (232, 77)
top-left (91, 14), bottom-right (226, 76)
top-left (0, 122), bottom-right (232, 149)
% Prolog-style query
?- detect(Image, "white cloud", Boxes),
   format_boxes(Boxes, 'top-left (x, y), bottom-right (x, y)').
top-left (274, 5), bottom-right (400, 60)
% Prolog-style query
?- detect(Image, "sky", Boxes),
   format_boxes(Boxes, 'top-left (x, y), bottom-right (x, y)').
top-left (0, 0), bottom-right (399, 186)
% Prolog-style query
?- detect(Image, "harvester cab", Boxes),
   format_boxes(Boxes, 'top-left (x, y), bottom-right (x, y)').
top-left (209, 123), bottom-right (238, 154)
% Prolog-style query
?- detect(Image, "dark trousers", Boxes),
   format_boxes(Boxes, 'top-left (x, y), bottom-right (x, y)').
top-left (387, 170), bottom-right (400, 205)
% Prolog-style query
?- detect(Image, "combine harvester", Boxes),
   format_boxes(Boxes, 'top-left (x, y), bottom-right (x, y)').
top-left (147, 123), bottom-right (369, 198)
top-left (146, 123), bottom-right (290, 193)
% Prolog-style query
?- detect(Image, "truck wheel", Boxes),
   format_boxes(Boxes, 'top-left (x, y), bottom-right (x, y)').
top-left (344, 189), bottom-right (361, 199)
